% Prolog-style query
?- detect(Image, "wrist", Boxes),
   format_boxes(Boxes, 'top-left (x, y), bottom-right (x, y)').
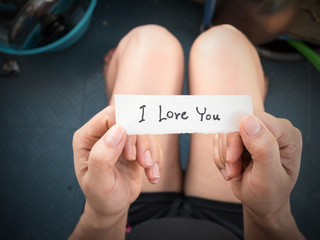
top-left (243, 203), bottom-right (304, 240)
top-left (83, 201), bottom-right (128, 230)
top-left (69, 202), bottom-right (128, 240)
top-left (244, 202), bottom-right (292, 230)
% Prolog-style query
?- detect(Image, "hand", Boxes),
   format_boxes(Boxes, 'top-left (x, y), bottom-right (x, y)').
top-left (72, 106), bottom-right (161, 220)
top-left (213, 110), bottom-right (302, 217)
top-left (213, 131), bottom-right (244, 181)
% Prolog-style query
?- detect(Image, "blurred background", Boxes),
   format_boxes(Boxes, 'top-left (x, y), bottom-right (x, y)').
top-left (0, 0), bottom-right (319, 239)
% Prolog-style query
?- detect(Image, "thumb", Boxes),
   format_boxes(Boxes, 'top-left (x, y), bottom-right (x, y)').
top-left (239, 115), bottom-right (281, 176)
top-left (88, 124), bottom-right (127, 182)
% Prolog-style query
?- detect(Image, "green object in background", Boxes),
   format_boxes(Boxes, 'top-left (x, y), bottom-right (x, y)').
top-left (288, 40), bottom-right (320, 72)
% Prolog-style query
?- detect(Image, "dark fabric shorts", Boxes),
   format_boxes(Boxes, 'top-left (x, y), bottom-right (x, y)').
top-left (127, 192), bottom-right (244, 239)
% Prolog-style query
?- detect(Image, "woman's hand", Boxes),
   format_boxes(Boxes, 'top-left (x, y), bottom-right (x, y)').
top-left (213, 110), bottom-right (304, 239)
top-left (214, 110), bottom-right (302, 213)
top-left (70, 106), bottom-right (161, 240)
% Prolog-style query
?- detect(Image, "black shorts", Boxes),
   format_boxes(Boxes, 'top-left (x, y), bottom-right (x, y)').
top-left (128, 192), bottom-right (243, 239)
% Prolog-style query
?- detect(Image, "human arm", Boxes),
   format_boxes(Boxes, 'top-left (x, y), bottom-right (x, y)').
top-left (69, 106), bottom-right (161, 240)
top-left (213, 110), bottom-right (305, 240)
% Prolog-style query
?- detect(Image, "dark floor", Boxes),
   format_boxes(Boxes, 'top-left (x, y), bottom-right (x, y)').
top-left (0, 0), bottom-right (319, 239)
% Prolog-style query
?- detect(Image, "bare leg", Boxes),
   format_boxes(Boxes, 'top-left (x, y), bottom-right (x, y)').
top-left (105, 25), bottom-right (184, 192)
top-left (184, 24), bottom-right (266, 202)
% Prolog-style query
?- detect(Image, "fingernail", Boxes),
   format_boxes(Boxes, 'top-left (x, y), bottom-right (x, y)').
top-left (151, 178), bottom-right (159, 184)
top-left (105, 125), bottom-right (124, 147)
top-left (226, 147), bottom-right (231, 162)
top-left (152, 163), bottom-right (160, 179)
top-left (220, 169), bottom-right (230, 181)
top-left (243, 116), bottom-right (261, 137)
top-left (131, 145), bottom-right (137, 160)
top-left (144, 150), bottom-right (153, 166)
top-left (225, 163), bottom-right (231, 177)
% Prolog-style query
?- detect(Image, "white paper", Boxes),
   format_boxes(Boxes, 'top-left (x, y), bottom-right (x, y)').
top-left (115, 95), bottom-right (252, 135)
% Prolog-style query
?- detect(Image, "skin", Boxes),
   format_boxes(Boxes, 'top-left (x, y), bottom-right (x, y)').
top-left (69, 24), bottom-right (305, 240)
top-left (70, 107), bottom-right (155, 240)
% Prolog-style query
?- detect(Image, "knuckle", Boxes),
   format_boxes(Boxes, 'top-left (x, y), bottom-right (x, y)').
top-left (128, 135), bottom-right (137, 144)
top-left (72, 129), bottom-right (81, 149)
top-left (287, 127), bottom-right (303, 156)
top-left (280, 120), bottom-right (303, 156)
top-left (286, 143), bottom-right (301, 158)
top-left (293, 127), bottom-right (303, 145)
top-left (90, 148), bottom-right (112, 168)
top-left (100, 106), bottom-right (115, 128)
top-left (105, 105), bottom-right (115, 113)
top-left (280, 118), bottom-right (293, 128)
top-left (138, 135), bottom-right (150, 149)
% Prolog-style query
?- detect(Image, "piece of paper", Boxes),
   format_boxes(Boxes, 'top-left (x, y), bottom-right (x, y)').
top-left (115, 95), bottom-right (252, 135)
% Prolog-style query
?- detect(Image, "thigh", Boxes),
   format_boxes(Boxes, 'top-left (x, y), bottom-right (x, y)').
top-left (105, 25), bottom-right (185, 193)
top-left (184, 24), bottom-right (266, 202)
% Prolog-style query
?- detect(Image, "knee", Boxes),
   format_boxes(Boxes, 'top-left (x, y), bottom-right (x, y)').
top-left (128, 24), bottom-right (172, 40)
top-left (191, 24), bottom-right (256, 59)
top-left (119, 24), bottom-right (183, 57)
top-left (194, 24), bottom-right (248, 49)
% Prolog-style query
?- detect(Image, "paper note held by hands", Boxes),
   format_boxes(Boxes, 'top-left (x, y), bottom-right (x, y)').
top-left (115, 95), bottom-right (252, 135)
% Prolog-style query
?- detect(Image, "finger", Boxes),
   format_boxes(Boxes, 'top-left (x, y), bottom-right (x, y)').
top-left (218, 133), bottom-right (227, 166)
top-left (226, 132), bottom-right (243, 163)
top-left (239, 115), bottom-right (283, 179)
top-left (213, 133), bottom-right (230, 180)
top-left (253, 110), bottom-right (302, 178)
top-left (73, 106), bottom-right (116, 177)
top-left (225, 132), bottom-right (244, 180)
top-left (213, 134), bottom-right (224, 169)
top-left (254, 110), bottom-right (302, 158)
top-left (87, 124), bottom-right (127, 184)
top-left (214, 133), bottom-right (242, 178)
top-left (123, 135), bottom-right (137, 161)
top-left (226, 158), bottom-right (243, 181)
top-left (136, 135), bottom-right (153, 168)
top-left (73, 106), bottom-right (115, 152)
top-left (144, 135), bottom-right (161, 184)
